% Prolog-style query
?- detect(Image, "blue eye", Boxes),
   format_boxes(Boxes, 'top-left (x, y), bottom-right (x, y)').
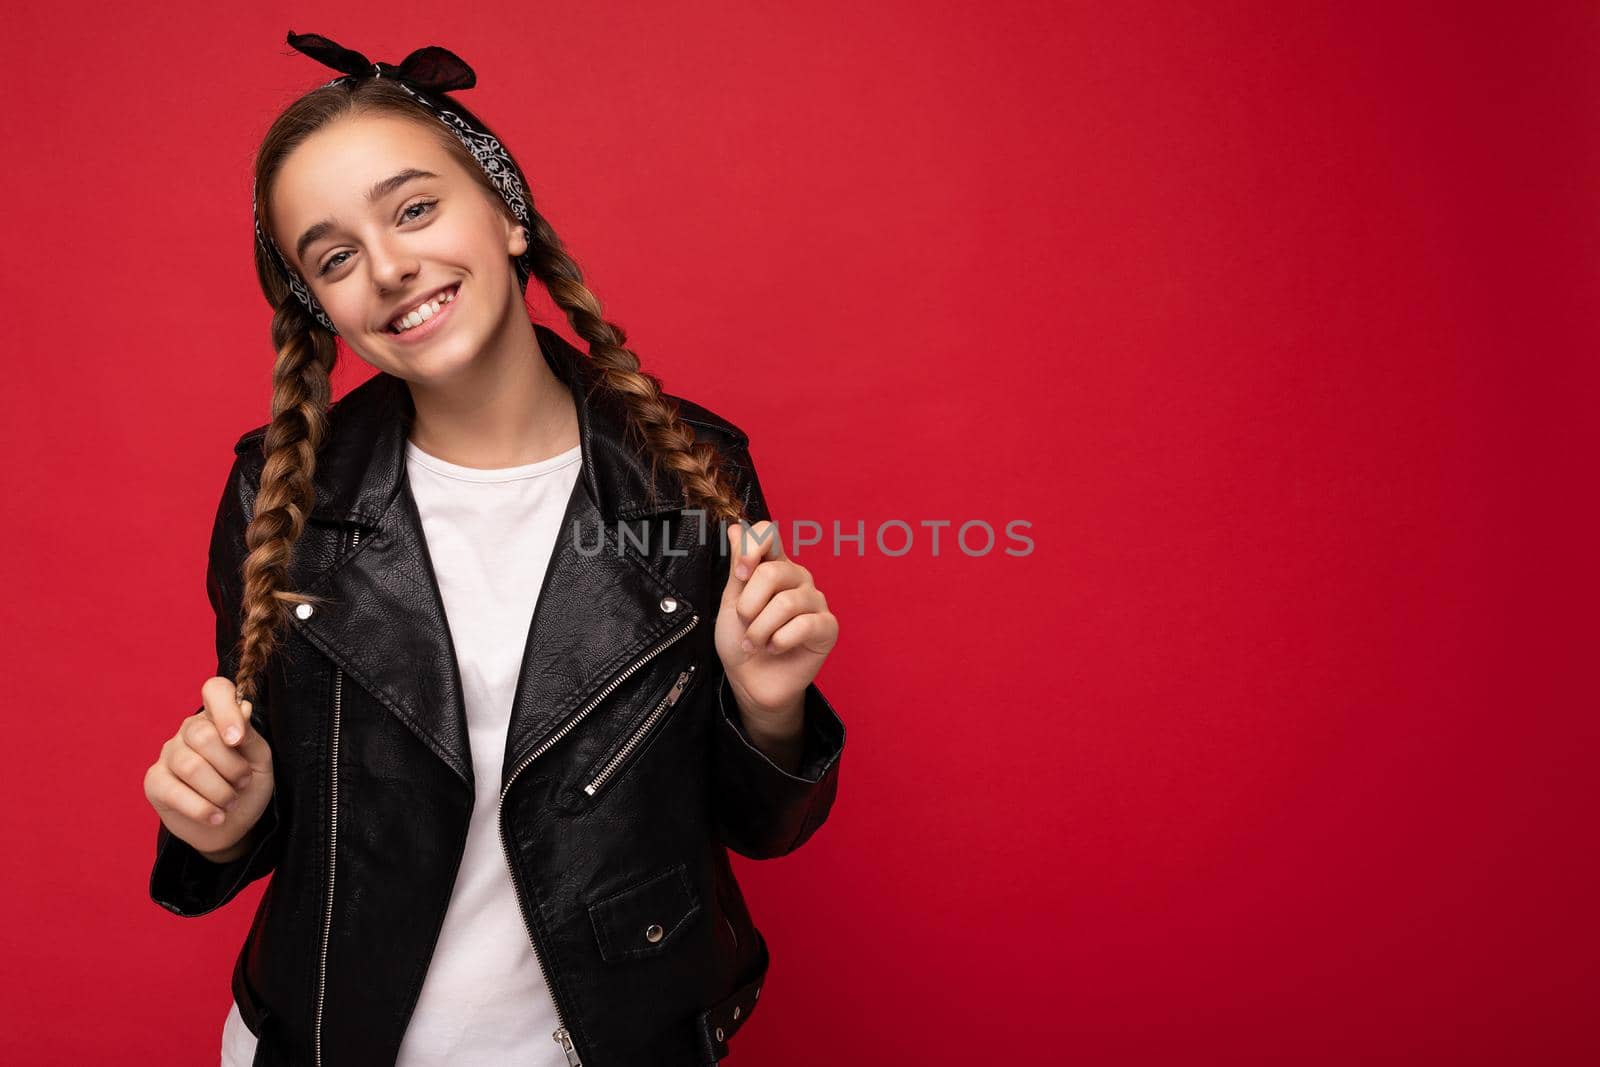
top-left (402, 199), bottom-right (437, 223)
top-left (316, 199), bottom-right (438, 276)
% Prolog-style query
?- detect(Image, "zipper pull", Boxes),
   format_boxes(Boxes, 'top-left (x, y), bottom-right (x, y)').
top-left (665, 665), bottom-right (696, 704)
top-left (580, 665), bottom-right (700, 800)
top-left (553, 1027), bottom-right (583, 1065)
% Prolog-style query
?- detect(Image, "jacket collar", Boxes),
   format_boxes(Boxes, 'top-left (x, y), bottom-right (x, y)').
top-left (309, 322), bottom-right (686, 528)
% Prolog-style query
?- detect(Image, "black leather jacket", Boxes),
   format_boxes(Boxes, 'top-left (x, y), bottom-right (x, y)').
top-left (148, 324), bottom-right (847, 1066)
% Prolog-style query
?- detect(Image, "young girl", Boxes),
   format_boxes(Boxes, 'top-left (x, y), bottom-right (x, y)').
top-left (142, 32), bottom-right (846, 1067)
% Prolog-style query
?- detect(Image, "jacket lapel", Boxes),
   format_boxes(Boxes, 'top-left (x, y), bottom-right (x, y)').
top-left (498, 476), bottom-right (697, 789)
top-left (288, 324), bottom-right (695, 794)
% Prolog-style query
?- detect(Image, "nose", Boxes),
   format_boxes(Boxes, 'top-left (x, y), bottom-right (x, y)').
top-left (367, 232), bottom-right (420, 295)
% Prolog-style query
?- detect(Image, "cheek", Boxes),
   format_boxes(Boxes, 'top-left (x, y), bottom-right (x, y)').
top-left (440, 220), bottom-right (501, 266)
top-left (446, 202), bottom-right (514, 257)
top-left (321, 288), bottom-right (370, 333)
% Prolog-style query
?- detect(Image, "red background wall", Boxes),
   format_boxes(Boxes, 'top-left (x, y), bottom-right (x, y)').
top-left (3, 2), bottom-right (1595, 1063)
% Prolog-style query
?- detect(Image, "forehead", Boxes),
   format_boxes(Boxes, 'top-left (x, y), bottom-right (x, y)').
top-left (268, 115), bottom-right (461, 240)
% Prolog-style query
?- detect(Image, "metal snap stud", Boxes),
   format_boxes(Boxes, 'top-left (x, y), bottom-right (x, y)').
top-left (295, 604), bottom-right (314, 619)
top-left (645, 923), bottom-right (664, 943)
top-left (659, 596), bottom-right (678, 614)
top-left (754, 985), bottom-right (760, 1000)
top-left (715, 1027), bottom-right (725, 1041)
top-left (733, 1006), bottom-right (741, 1020)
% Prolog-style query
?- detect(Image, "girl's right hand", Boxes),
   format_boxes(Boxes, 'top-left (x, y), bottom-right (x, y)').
top-left (143, 676), bottom-right (275, 862)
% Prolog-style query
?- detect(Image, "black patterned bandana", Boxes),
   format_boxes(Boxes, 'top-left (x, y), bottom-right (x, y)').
top-left (252, 31), bottom-right (535, 335)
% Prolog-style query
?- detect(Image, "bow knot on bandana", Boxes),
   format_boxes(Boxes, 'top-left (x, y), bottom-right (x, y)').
top-left (285, 32), bottom-right (478, 94)
top-left (253, 30), bottom-right (534, 335)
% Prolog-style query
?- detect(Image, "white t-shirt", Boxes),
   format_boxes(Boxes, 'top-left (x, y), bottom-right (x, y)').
top-left (222, 437), bottom-right (583, 1067)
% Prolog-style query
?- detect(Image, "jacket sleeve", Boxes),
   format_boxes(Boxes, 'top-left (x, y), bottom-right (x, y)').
top-left (710, 442), bottom-right (847, 860)
top-left (150, 449), bottom-right (285, 918)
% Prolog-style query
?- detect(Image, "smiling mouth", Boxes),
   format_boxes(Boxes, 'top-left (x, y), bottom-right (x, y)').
top-left (386, 284), bottom-right (460, 334)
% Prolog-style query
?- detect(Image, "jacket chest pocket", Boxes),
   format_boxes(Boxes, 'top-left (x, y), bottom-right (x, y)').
top-left (576, 661), bottom-right (702, 804)
top-left (587, 861), bottom-right (702, 963)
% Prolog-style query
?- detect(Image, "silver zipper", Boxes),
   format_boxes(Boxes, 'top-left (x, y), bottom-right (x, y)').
top-left (583, 665), bottom-right (698, 797)
top-left (315, 525), bottom-right (360, 1067)
top-left (498, 611), bottom-right (701, 1066)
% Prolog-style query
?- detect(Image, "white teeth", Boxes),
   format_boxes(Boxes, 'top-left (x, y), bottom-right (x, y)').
top-left (391, 287), bottom-right (456, 333)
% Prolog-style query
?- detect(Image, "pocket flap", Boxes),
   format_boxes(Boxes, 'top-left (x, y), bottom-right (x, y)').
top-left (588, 862), bottom-right (702, 963)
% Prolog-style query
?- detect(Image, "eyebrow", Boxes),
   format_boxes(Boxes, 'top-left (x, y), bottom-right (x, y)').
top-left (292, 168), bottom-right (441, 266)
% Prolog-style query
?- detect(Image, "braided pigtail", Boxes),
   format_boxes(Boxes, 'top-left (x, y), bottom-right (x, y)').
top-left (231, 303), bottom-right (337, 705)
top-left (521, 211), bottom-right (748, 525)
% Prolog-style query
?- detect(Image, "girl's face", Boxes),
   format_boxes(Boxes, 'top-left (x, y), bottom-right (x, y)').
top-left (267, 113), bottom-right (527, 382)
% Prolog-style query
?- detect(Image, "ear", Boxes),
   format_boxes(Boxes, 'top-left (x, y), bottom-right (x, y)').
top-left (508, 224), bottom-right (529, 257)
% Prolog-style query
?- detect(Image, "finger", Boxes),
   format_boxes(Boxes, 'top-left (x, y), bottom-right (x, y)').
top-left (169, 740), bottom-right (245, 813)
top-left (201, 675), bottom-right (252, 748)
top-left (232, 716), bottom-right (274, 771)
top-left (742, 587), bottom-right (824, 650)
top-left (722, 525), bottom-right (753, 610)
top-left (181, 714), bottom-right (254, 788)
top-left (766, 609), bottom-right (839, 655)
top-left (151, 762), bottom-right (227, 825)
top-left (735, 558), bottom-right (809, 626)
top-left (726, 521), bottom-right (785, 586)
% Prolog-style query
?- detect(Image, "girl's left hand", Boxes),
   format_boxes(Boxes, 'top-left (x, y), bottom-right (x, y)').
top-left (716, 521), bottom-right (839, 723)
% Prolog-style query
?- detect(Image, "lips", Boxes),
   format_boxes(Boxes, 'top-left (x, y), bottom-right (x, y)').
top-left (384, 283), bottom-right (459, 333)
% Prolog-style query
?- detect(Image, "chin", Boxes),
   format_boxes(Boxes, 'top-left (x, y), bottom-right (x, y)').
top-left (399, 336), bottom-right (494, 385)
